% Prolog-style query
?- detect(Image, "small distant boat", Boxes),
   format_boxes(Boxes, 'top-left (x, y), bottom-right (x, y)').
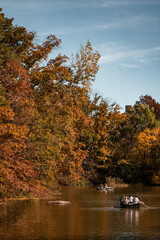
top-left (96, 186), bottom-right (113, 190)
top-left (120, 202), bottom-right (140, 208)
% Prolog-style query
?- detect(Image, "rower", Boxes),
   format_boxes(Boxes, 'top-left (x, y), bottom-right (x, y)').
top-left (124, 196), bottom-right (129, 204)
top-left (129, 195), bottom-right (134, 203)
top-left (133, 196), bottom-right (139, 204)
top-left (119, 196), bottom-right (124, 203)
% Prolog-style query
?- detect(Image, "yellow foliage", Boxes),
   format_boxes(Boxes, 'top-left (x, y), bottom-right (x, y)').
top-left (0, 123), bottom-right (29, 140)
top-left (137, 128), bottom-right (159, 153)
top-left (136, 128), bottom-right (160, 165)
top-left (0, 106), bottom-right (15, 122)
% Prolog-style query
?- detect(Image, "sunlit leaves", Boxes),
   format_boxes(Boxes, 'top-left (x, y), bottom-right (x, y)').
top-left (136, 128), bottom-right (160, 164)
top-left (71, 40), bottom-right (100, 89)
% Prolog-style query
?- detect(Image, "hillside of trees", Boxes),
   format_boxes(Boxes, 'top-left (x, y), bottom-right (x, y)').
top-left (0, 9), bottom-right (160, 198)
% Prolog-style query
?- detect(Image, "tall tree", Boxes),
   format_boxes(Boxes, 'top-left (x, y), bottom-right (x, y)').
top-left (29, 42), bottom-right (98, 185)
top-left (0, 61), bottom-right (40, 197)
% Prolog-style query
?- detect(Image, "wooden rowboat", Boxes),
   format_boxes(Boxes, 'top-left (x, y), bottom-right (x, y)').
top-left (120, 202), bottom-right (140, 208)
top-left (96, 186), bottom-right (113, 190)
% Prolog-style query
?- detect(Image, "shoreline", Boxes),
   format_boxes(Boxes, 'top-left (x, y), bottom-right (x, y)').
top-left (1, 183), bottom-right (158, 205)
top-left (0, 191), bottom-right (62, 205)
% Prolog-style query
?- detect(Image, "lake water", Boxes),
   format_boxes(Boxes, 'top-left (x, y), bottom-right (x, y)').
top-left (0, 185), bottom-right (160, 240)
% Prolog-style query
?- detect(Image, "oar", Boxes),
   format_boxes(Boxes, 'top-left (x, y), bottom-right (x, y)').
top-left (114, 201), bottom-right (120, 208)
top-left (139, 201), bottom-right (149, 208)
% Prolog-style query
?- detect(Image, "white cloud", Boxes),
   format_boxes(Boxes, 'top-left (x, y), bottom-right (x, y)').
top-left (120, 63), bottom-right (139, 68)
top-left (93, 15), bottom-right (159, 31)
top-left (98, 42), bottom-right (160, 67)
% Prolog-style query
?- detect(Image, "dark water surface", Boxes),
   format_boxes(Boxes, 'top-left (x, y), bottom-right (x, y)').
top-left (0, 185), bottom-right (160, 240)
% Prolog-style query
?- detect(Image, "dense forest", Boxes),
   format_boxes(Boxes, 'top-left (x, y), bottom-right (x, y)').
top-left (0, 9), bottom-right (160, 198)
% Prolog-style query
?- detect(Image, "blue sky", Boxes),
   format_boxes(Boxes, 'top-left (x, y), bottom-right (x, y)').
top-left (1, 0), bottom-right (160, 111)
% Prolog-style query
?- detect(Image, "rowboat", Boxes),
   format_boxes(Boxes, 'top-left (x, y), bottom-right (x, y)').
top-left (96, 186), bottom-right (113, 190)
top-left (120, 202), bottom-right (140, 208)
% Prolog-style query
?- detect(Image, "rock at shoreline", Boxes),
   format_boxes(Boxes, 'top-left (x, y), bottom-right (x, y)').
top-left (49, 200), bottom-right (71, 204)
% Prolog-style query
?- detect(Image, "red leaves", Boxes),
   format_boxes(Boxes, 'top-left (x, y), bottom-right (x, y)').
top-left (1, 60), bottom-right (35, 124)
top-left (139, 95), bottom-right (160, 119)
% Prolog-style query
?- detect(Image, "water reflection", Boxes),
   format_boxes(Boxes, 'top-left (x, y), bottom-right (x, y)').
top-left (98, 189), bottom-right (108, 195)
top-left (124, 209), bottom-right (139, 226)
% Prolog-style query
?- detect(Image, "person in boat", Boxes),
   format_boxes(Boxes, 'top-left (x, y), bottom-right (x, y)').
top-left (104, 183), bottom-right (108, 188)
top-left (133, 196), bottom-right (139, 204)
top-left (124, 196), bottom-right (129, 204)
top-left (129, 195), bottom-right (134, 203)
top-left (119, 196), bottom-right (124, 203)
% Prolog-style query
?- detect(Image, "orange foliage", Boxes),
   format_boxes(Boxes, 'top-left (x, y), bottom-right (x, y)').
top-left (0, 60), bottom-right (39, 197)
top-left (136, 128), bottom-right (160, 164)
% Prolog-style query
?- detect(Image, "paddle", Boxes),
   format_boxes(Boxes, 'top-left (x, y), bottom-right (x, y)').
top-left (114, 201), bottom-right (121, 208)
top-left (139, 201), bottom-right (149, 208)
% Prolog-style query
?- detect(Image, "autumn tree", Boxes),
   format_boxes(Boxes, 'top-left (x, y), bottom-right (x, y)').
top-left (135, 128), bottom-right (160, 184)
top-left (70, 40), bottom-right (100, 113)
top-left (0, 61), bottom-right (42, 197)
top-left (29, 41), bottom-right (99, 185)
top-left (0, 9), bottom-right (103, 193)
top-left (104, 96), bottom-right (160, 183)
top-left (138, 95), bottom-right (160, 120)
